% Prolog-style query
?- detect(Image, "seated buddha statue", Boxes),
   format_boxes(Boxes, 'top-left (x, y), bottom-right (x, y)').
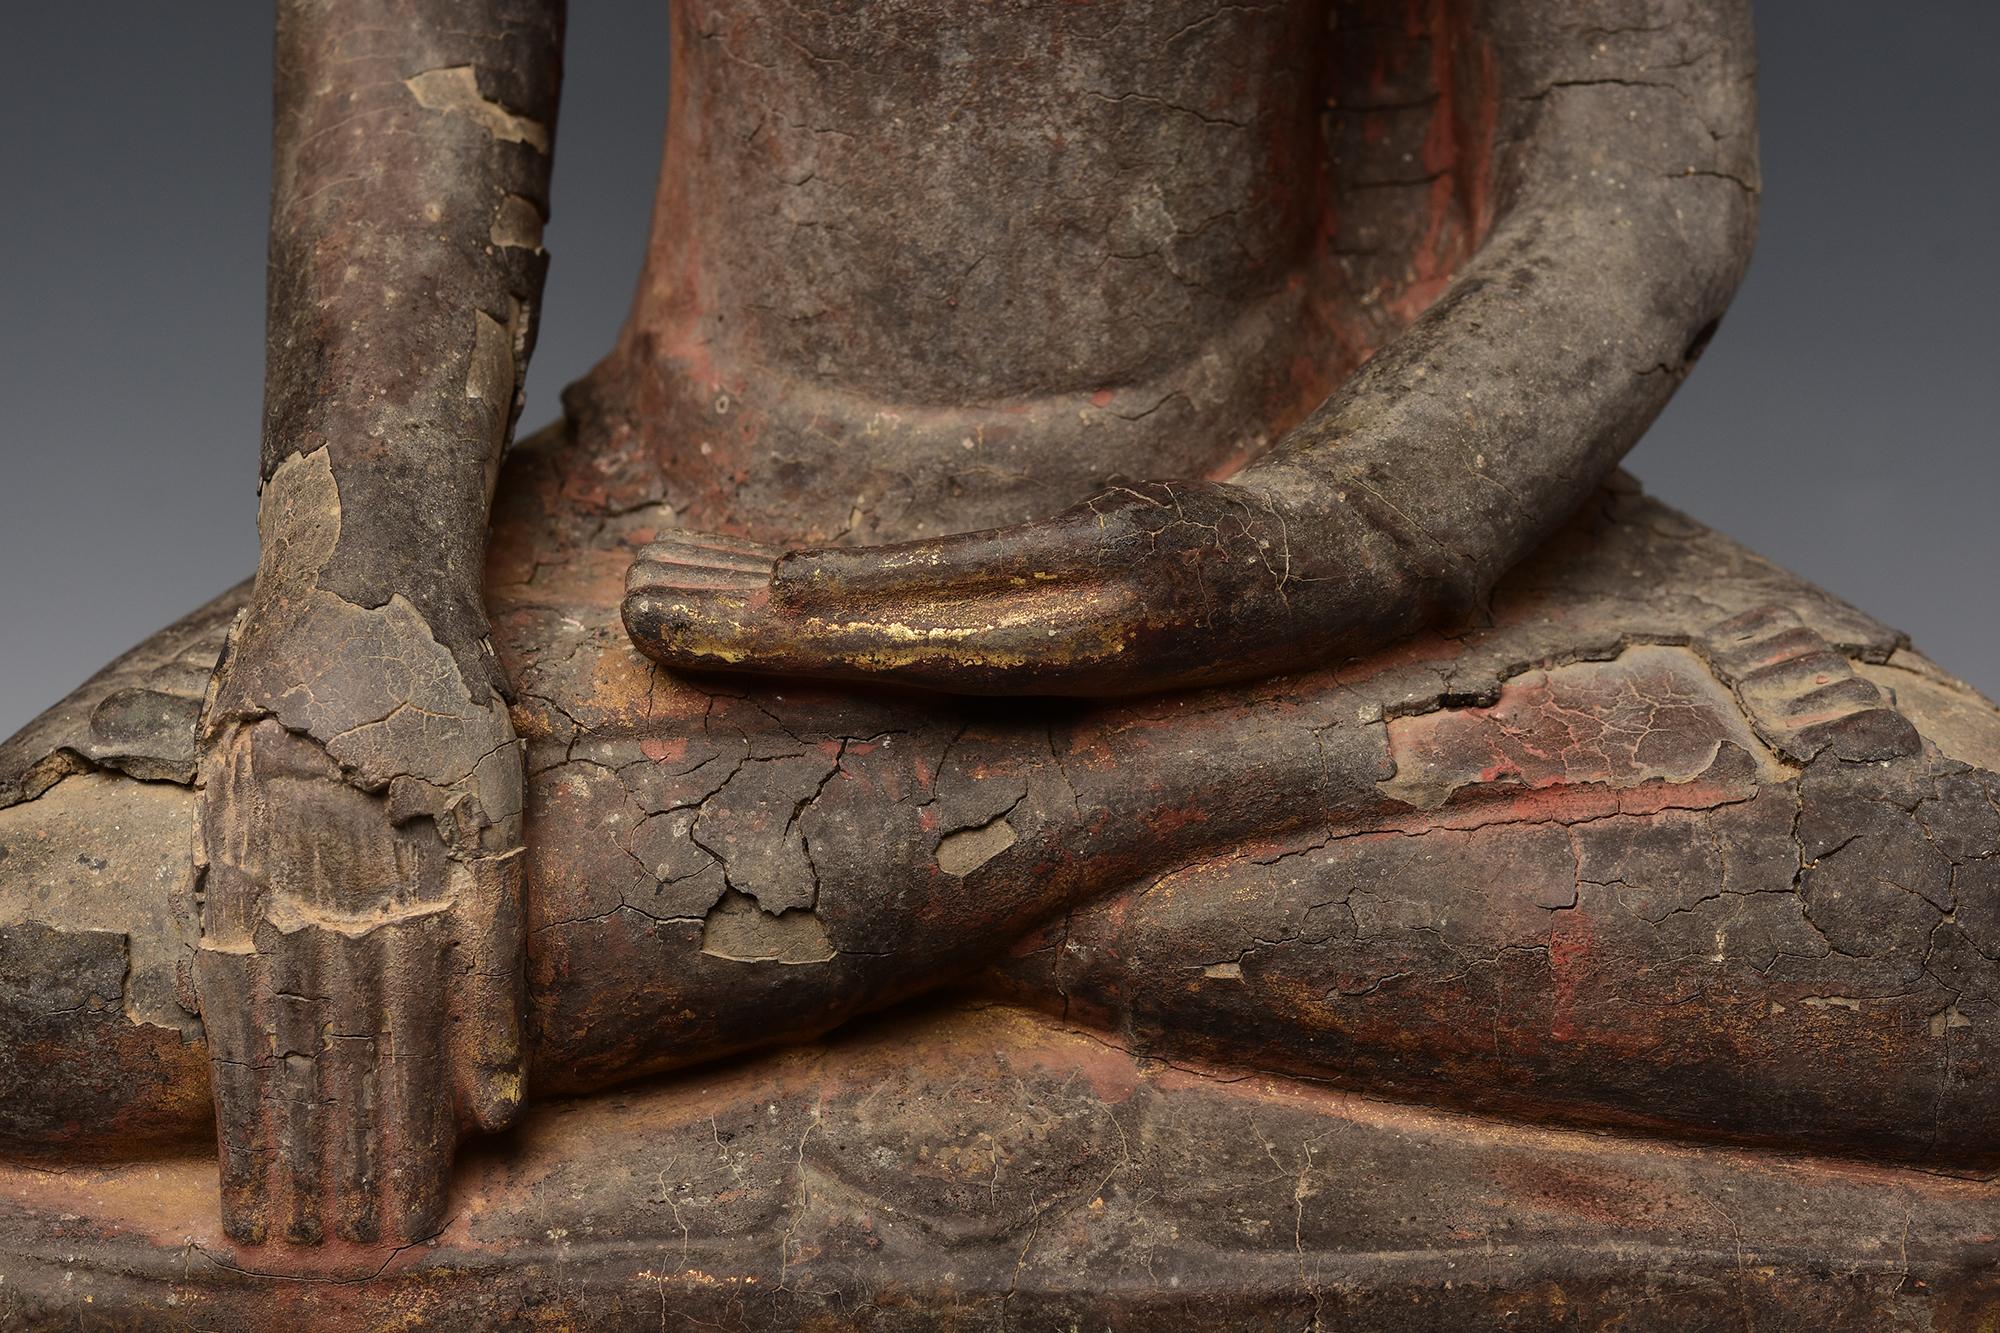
top-left (5, 0), bottom-right (2000, 1321)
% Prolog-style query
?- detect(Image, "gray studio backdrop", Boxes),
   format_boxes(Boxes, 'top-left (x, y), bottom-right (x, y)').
top-left (1, 3), bottom-right (1994, 735)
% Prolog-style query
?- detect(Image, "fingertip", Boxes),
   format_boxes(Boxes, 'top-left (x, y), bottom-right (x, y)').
top-left (623, 581), bottom-right (787, 672)
top-left (464, 1061), bottom-right (526, 1134)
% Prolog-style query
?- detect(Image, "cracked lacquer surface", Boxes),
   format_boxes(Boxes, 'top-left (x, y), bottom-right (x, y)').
top-left (7, 463), bottom-right (2000, 1320)
top-left (10, 471), bottom-right (2000, 1163)
top-left (1, 0), bottom-right (1997, 1324)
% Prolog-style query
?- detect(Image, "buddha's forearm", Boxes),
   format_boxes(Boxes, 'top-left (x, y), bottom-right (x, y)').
top-left (1240, 0), bottom-right (1759, 640)
top-left (620, 0), bottom-right (1758, 697)
top-left (1041, 29), bottom-right (1765, 693)
top-left (259, 0), bottom-right (563, 649)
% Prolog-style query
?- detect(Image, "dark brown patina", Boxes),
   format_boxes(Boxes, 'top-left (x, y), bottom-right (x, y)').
top-left (5, 1), bottom-right (2000, 1328)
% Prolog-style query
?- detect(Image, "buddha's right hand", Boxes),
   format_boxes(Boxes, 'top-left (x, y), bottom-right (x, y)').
top-left (193, 575), bottom-right (525, 1247)
top-left (186, 0), bottom-right (557, 1249)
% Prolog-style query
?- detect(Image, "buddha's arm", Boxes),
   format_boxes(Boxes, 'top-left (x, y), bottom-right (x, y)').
top-left (194, 0), bottom-right (561, 1244)
top-left (623, 0), bottom-right (1757, 695)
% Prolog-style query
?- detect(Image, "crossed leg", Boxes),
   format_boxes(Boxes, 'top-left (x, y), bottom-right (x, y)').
top-left (7, 443), bottom-right (2000, 1176)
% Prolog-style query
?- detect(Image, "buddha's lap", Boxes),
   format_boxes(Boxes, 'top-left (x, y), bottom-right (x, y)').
top-left (5, 477), bottom-right (2000, 1171)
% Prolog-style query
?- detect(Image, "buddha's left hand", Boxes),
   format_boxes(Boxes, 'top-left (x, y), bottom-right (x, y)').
top-left (622, 477), bottom-right (1463, 696)
top-left (622, 0), bottom-right (1758, 699)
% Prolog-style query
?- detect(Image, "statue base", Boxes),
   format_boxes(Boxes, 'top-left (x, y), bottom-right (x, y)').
top-left (4, 1000), bottom-right (1998, 1329)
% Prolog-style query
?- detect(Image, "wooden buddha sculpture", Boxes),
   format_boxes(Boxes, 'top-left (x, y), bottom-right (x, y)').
top-left (5, 0), bottom-right (2000, 1324)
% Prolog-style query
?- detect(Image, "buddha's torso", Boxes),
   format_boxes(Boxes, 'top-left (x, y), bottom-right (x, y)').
top-left (570, 0), bottom-right (1353, 545)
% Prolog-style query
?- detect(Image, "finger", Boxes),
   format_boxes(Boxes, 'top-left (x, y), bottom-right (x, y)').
top-left (194, 946), bottom-right (274, 1246)
top-left (772, 509), bottom-right (1117, 607)
top-left (621, 566), bottom-right (794, 674)
top-left (626, 528), bottom-right (779, 595)
top-left (268, 924), bottom-right (329, 1245)
top-left (628, 562), bottom-right (1144, 691)
top-left (450, 848), bottom-right (528, 1134)
top-left (376, 907), bottom-right (454, 1241)
top-left (326, 922), bottom-right (384, 1243)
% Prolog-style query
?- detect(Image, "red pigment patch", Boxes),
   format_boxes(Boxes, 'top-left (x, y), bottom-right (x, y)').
top-left (1547, 909), bottom-right (1594, 1043)
top-left (640, 737), bottom-right (688, 765)
top-left (1143, 806), bottom-right (1211, 838)
top-left (1382, 646), bottom-right (1768, 809)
